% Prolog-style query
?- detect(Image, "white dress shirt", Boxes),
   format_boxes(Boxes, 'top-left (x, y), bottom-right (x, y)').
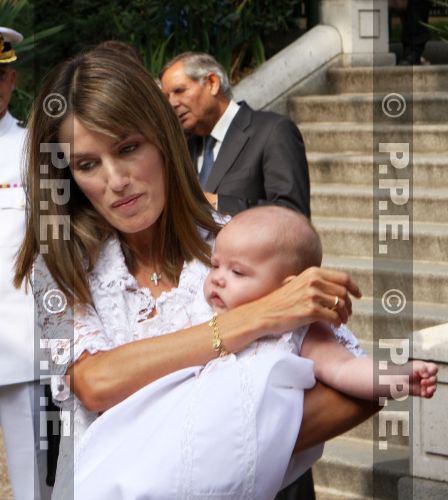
top-left (197, 100), bottom-right (240, 173)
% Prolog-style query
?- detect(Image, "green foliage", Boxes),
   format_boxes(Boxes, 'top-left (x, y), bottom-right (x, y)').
top-left (1, 0), bottom-right (64, 120)
top-left (5, 0), bottom-right (302, 119)
top-left (0, 0), bottom-right (30, 26)
top-left (428, 1), bottom-right (448, 42)
top-left (32, 0), bottom-right (300, 77)
top-left (33, 0), bottom-right (301, 76)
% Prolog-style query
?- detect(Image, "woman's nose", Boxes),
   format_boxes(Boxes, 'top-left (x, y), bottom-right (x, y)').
top-left (105, 160), bottom-right (130, 192)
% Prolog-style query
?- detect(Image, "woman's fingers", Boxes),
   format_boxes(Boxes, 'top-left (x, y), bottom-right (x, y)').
top-left (336, 299), bottom-right (349, 324)
top-left (322, 269), bottom-right (362, 299)
top-left (330, 295), bottom-right (352, 324)
top-left (304, 267), bottom-right (362, 300)
top-left (344, 294), bottom-right (352, 316)
top-left (256, 266), bottom-right (362, 335)
top-left (307, 268), bottom-right (361, 322)
top-left (299, 289), bottom-right (347, 326)
top-left (311, 303), bottom-right (346, 327)
top-left (294, 270), bottom-right (358, 325)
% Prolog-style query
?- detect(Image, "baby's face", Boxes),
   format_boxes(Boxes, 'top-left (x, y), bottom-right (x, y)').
top-left (204, 225), bottom-right (284, 313)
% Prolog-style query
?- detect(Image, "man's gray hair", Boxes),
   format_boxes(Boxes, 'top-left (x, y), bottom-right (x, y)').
top-left (160, 52), bottom-right (232, 99)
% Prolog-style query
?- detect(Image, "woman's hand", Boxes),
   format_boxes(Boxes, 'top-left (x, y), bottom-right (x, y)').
top-left (243, 267), bottom-right (362, 339)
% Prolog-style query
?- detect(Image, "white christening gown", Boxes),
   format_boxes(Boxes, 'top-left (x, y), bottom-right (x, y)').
top-left (73, 330), bottom-right (316, 500)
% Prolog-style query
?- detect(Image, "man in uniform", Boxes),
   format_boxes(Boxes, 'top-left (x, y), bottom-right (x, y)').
top-left (0, 26), bottom-right (50, 500)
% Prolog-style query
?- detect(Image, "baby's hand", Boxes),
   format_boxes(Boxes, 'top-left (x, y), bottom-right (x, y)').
top-left (409, 360), bottom-right (438, 398)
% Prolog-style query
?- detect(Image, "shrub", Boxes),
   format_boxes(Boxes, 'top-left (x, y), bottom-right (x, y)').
top-left (6, 0), bottom-right (303, 119)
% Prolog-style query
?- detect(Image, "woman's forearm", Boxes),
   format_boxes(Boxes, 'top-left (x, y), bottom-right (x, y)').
top-left (294, 381), bottom-right (380, 452)
top-left (71, 267), bottom-right (361, 413)
top-left (71, 304), bottom-right (261, 412)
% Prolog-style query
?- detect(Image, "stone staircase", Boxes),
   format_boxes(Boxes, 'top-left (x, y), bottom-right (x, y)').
top-left (2, 65), bottom-right (446, 499)
top-left (289, 65), bottom-right (448, 499)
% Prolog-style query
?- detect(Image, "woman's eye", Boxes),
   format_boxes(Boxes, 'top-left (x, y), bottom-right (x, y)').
top-left (77, 160), bottom-right (96, 171)
top-left (120, 143), bottom-right (138, 154)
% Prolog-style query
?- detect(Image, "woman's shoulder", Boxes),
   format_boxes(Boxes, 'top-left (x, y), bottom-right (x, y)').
top-left (178, 259), bottom-right (208, 295)
top-left (89, 235), bottom-right (136, 290)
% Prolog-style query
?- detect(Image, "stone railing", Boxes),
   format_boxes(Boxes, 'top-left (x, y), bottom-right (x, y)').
top-left (412, 322), bottom-right (448, 482)
top-left (233, 0), bottom-right (395, 113)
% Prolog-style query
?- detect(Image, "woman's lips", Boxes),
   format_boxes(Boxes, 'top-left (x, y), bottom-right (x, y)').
top-left (111, 194), bottom-right (142, 209)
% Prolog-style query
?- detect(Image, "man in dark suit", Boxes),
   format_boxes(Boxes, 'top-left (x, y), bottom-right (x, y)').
top-left (160, 52), bottom-right (310, 218)
top-left (161, 52), bottom-right (315, 500)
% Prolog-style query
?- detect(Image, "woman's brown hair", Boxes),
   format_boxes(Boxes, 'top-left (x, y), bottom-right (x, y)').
top-left (14, 47), bottom-right (220, 305)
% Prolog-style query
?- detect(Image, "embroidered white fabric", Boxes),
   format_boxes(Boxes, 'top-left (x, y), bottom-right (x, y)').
top-left (73, 340), bottom-right (315, 500)
top-left (33, 234), bottom-right (365, 499)
top-left (33, 237), bottom-right (214, 443)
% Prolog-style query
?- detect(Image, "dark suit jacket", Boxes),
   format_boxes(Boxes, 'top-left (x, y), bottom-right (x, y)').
top-left (188, 102), bottom-right (310, 217)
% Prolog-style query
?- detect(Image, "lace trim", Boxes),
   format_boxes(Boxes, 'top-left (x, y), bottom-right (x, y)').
top-left (178, 374), bottom-right (199, 499)
top-left (331, 323), bottom-right (365, 357)
top-left (34, 237), bottom-right (211, 408)
top-left (237, 358), bottom-right (256, 499)
top-left (177, 356), bottom-right (257, 500)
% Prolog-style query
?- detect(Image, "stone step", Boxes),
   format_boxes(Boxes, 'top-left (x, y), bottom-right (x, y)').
top-left (300, 123), bottom-right (448, 154)
top-left (308, 153), bottom-right (448, 189)
top-left (322, 256), bottom-right (448, 306)
top-left (348, 297), bottom-right (448, 343)
top-left (315, 485), bottom-right (369, 500)
top-left (294, 61), bottom-right (448, 500)
top-left (311, 185), bottom-right (448, 223)
top-left (326, 65), bottom-right (448, 94)
top-left (290, 92), bottom-right (448, 124)
top-left (314, 436), bottom-right (409, 499)
top-left (314, 217), bottom-right (448, 261)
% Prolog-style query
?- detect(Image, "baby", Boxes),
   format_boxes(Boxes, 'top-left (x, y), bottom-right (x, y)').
top-left (73, 206), bottom-right (437, 500)
top-left (204, 205), bottom-right (438, 401)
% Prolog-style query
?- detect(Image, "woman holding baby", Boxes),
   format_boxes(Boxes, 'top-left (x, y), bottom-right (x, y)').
top-left (15, 46), bottom-right (377, 499)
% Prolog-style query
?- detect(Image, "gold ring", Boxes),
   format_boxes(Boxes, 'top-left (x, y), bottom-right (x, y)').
top-left (331, 296), bottom-right (339, 311)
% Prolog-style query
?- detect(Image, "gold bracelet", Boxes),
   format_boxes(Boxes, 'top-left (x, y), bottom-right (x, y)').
top-left (209, 312), bottom-right (229, 357)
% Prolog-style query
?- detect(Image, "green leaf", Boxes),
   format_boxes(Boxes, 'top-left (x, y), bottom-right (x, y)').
top-left (252, 34), bottom-right (266, 66)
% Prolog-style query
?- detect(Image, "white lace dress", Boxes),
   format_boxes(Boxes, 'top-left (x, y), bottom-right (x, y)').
top-left (34, 235), bottom-right (364, 500)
